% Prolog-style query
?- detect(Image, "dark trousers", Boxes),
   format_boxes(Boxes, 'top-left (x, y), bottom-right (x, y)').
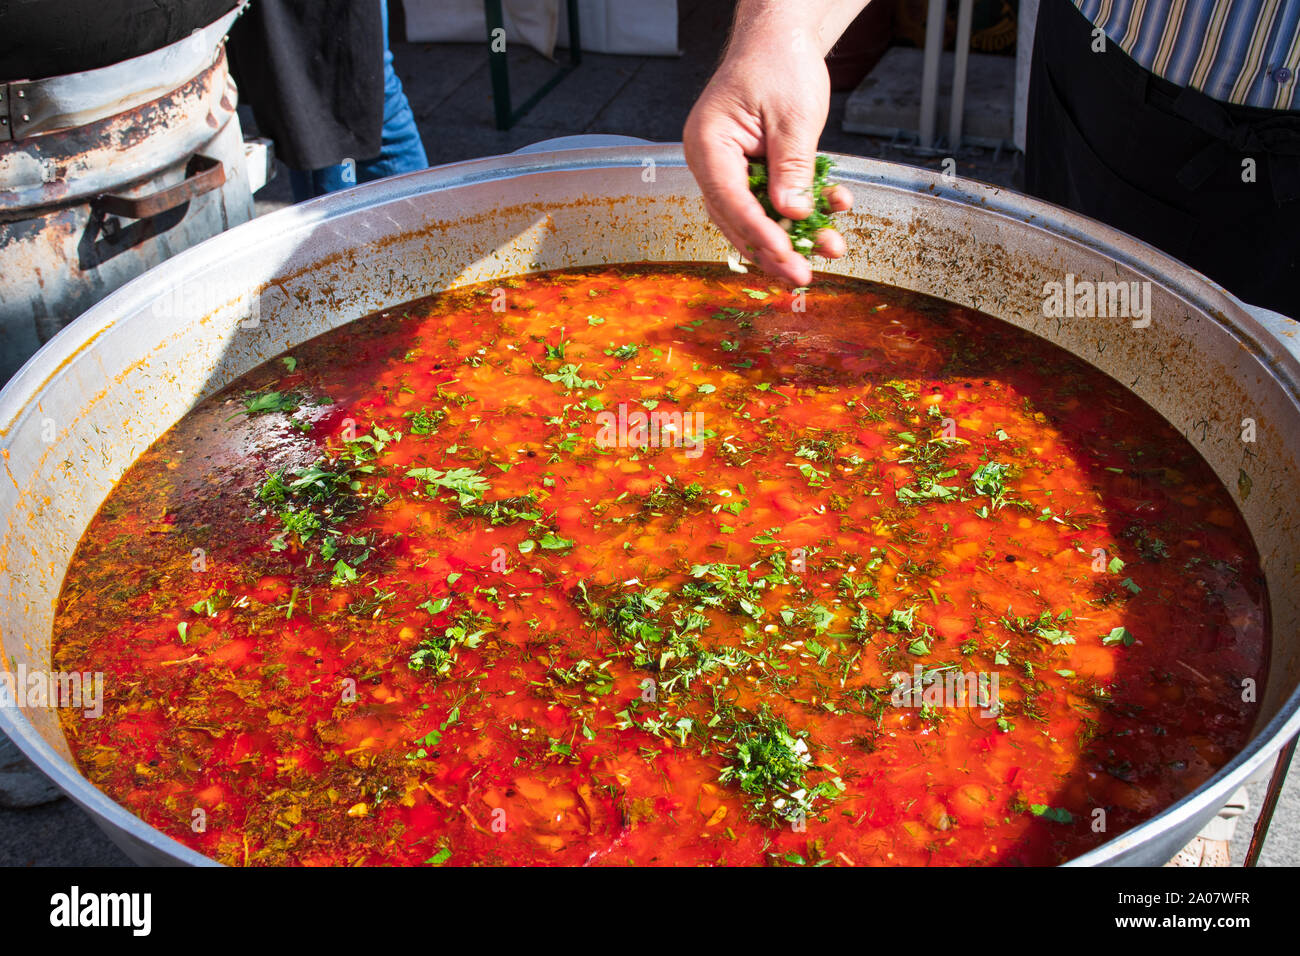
top-left (1026, 0), bottom-right (1300, 317)
top-left (287, 0), bottom-right (428, 200)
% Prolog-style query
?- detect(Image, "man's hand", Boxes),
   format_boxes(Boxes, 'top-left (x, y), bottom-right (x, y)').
top-left (684, 0), bottom-right (865, 285)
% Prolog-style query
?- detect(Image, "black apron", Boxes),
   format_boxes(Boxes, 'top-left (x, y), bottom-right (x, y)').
top-left (0, 0), bottom-right (240, 81)
top-left (226, 0), bottom-right (384, 171)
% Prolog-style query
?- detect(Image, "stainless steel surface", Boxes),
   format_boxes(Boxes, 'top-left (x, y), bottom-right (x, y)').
top-left (1, 144), bottom-right (1298, 866)
top-left (1, 4), bottom-right (244, 140)
top-left (513, 134), bottom-right (653, 154)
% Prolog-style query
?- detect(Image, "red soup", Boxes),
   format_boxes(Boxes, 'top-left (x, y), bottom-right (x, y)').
top-left (52, 264), bottom-right (1267, 866)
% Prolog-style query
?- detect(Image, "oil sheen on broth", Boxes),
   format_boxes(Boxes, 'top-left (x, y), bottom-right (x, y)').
top-left (51, 264), bottom-right (1268, 866)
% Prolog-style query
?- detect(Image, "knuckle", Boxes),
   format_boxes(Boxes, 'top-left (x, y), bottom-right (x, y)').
top-left (768, 156), bottom-right (814, 181)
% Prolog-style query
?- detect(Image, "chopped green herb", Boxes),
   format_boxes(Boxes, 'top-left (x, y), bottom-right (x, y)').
top-left (747, 154), bottom-right (836, 258)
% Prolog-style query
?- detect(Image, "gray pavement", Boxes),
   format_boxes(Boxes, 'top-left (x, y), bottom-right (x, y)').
top-left (3, 0), bottom-right (1295, 867)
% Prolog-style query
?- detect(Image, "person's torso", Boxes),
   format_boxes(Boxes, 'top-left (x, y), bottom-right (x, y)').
top-left (1071, 0), bottom-right (1300, 109)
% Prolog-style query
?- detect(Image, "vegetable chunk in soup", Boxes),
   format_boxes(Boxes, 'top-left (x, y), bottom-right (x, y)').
top-left (52, 264), bottom-right (1267, 866)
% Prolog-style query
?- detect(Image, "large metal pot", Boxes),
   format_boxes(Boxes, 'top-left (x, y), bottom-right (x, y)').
top-left (2, 143), bottom-right (1298, 866)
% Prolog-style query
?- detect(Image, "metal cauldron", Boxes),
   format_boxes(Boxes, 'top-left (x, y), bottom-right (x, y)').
top-left (1, 143), bottom-right (1298, 865)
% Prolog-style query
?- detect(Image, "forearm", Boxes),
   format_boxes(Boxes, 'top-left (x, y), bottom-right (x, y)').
top-left (725, 0), bottom-right (873, 59)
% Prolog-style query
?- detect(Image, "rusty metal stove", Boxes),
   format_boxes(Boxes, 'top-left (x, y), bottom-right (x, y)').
top-left (0, 5), bottom-right (254, 383)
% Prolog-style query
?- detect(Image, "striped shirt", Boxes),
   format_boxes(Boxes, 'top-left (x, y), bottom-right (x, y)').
top-left (1071, 0), bottom-right (1300, 109)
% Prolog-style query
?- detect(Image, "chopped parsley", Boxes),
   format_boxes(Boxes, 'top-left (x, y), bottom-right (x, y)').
top-left (747, 154), bottom-right (836, 258)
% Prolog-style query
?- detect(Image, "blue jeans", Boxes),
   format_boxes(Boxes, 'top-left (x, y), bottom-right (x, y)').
top-left (289, 0), bottom-right (428, 201)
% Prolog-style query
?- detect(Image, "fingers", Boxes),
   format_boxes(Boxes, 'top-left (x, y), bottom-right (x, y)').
top-left (685, 110), bottom-right (814, 284)
top-left (764, 116), bottom-right (823, 222)
top-left (813, 227), bottom-right (846, 259)
top-left (683, 90), bottom-right (851, 286)
top-left (758, 246), bottom-right (814, 287)
top-left (824, 183), bottom-right (853, 213)
top-left (704, 192), bottom-right (813, 286)
top-left (698, 161), bottom-right (848, 283)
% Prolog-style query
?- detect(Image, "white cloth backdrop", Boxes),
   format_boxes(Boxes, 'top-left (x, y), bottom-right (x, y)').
top-left (557, 0), bottom-right (679, 55)
top-left (401, 0), bottom-right (678, 58)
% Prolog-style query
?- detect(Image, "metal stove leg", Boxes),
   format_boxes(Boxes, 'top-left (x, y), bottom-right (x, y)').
top-left (487, 0), bottom-right (583, 132)
top-left (1244, 732), bottom-right (1297, 866)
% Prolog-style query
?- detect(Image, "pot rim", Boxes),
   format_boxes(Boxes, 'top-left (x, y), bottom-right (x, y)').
top-left (3, 143), bottom-right (1297, 867)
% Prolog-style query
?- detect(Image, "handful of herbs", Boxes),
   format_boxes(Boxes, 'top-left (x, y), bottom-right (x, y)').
top-left (747, 153), bottom-right (835, 258)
